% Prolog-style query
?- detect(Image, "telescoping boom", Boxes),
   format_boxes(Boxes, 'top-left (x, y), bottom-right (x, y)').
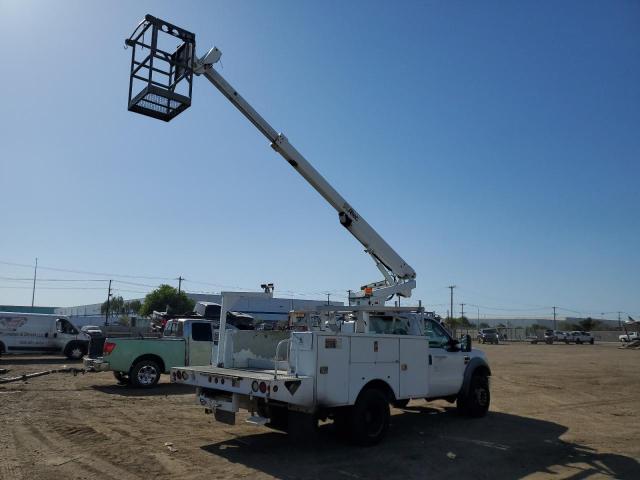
top-left (125, 15), bottom-right (416, 304)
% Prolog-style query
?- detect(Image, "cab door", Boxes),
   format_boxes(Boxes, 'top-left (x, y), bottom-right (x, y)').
top-left (425, 320), bottom-right (466, 397)
top-left (186, 322), bottom-right (214, 366)
top-left (53, 318), bottom-right (79, 352)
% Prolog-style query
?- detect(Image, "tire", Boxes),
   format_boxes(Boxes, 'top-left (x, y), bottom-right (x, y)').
top-left (113, 371), bottom-right (129, 385)
top-left (392, 398), bottom-right (410, 409)
top-left (576, 339), bottom-right (582, 345)
top-left (332, 408), bottom-right (352, 439)
top-left (457, 374), bottom-right (490, 418)
top-left (590, 338), bottom-right (594, 345)
top-left (287, 411), bottom-right (318, 443)
top-left (261, 405), bottom-right (288, 432)
top-left (64, 342), bottom-right (87, 360)
top-left (129, 359), bottom-right (161, 388)
top-left (350, 388), bottom-right (390, 446)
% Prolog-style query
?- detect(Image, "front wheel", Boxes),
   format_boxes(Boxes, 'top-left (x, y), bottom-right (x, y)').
top-left (392, 398), bottom-right (410, 409)
top-left (350, 389), bottom-right (390, 446)
top-left (457, 375), bottom-right (490, 418)
top-left (64, 342), bottom-right (87, 360)
top-left (589, 338), bottom-right (594, 344)
top-left (130, 360), bottom-right (161, 388)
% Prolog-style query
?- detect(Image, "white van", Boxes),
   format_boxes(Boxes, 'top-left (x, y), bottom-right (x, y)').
top-left (0, 312), bottom-right (91, 359)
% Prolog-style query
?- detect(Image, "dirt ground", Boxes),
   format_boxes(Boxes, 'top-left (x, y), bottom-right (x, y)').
top-left (1, 343), bottom-right (638, 480)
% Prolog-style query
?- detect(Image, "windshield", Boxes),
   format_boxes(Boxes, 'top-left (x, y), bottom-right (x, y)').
top-left (482, 329), bottom-right (497, 334)
top-left (425, 320), bottom-right (452, 348)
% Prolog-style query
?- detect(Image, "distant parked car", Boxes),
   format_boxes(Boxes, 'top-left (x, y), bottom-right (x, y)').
top-left (566, 331), bottom-right (594, 344)
top-left (543, 330), bottom-right (569, 344)
top-left (619, 332), bottom-right (639, 342)
top-left (477, 328), bottom-right (500, 344)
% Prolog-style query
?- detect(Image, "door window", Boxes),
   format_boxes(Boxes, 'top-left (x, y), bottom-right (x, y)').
top-left (425, 320), bottom-right (450, 348)
top-left (191, 322), bottom-right (212, 342)
top-left (56, 319), bottom-right (78, 335)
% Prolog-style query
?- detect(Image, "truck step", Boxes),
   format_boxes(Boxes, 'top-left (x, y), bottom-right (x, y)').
top-left (245, 415), bottom-right (269, 426)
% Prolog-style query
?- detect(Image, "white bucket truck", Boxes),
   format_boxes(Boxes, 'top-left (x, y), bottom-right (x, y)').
top-left (172, 303), bottom-right (490, 445)
top-left (125, 15), bottom-right (492, 444)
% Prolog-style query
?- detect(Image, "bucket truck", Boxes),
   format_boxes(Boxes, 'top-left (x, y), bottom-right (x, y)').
top-left (125, 15), bottom-right (491, 445)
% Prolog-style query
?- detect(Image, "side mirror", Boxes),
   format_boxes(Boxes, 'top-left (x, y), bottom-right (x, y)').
top-left (461, 334), bottom-right (472, 352)
top-left (446, 338), bottom-right (461, 352)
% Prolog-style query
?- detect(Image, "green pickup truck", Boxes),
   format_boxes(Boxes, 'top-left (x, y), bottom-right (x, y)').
top-left (84, 318), bottom-right (217, 388)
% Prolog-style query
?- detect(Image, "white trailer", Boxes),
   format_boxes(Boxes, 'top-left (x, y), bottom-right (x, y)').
top-left (0, 312), bottom-right (91, 359)
top-left (124, 15), bottom-right (492, 445)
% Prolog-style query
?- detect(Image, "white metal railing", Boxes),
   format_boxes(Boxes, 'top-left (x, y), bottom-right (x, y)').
top-left (273, 338), bottom-right (291, 380)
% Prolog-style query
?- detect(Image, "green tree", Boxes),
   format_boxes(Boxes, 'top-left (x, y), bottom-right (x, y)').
top-left (578, 317), bottom-right (600, 331)
top-left (139, 284), bottom-right (195, 316)
top-left (529, 323), bottom-right (547, 330)
top-left (478, 322), bottom-right (490, 329)
top-left (101, 295), bottom-right (126, 317)
top-left (126, 299), bottom-right (142, 315)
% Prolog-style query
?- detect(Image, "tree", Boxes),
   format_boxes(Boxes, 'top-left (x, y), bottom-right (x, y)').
top-left (459, 316), bottom-right (472, 328)
top-left (529, 323), bottom-right (547, 330)
top-left (101, 295), bottom-right (126, 317)
top-left (127, 299), bottom-right (142, 315)
top-left (479, 322), bottom-right (490, 329)
top-left (139, 284), bottom-right (195, 316)
top-left (578, 317), bottom-right (600, 331)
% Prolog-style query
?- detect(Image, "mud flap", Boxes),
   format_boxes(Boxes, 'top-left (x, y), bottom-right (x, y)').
top-left (214, 409), bottom-right (236, 425)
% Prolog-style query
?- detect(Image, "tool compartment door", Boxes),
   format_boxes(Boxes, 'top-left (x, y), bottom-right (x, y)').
top-left (316, 335), bottom-right (349, 405)
top-left (399, 337), bottom-right (429, 398)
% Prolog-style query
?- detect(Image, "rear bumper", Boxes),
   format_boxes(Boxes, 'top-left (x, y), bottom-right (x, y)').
top-left (83, 357), bottom-right (110, 372)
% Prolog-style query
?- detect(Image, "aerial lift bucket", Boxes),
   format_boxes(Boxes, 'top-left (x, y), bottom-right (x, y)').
top-left (125, 15), bottom-right (196, 122)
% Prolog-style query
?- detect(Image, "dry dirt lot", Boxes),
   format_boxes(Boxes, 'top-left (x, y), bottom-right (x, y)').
top-left (1, 343), bottom-right (638, 480)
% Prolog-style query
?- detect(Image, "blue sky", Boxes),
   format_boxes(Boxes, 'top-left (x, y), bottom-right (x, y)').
top-left (0, 0), bottom-right (638, 319)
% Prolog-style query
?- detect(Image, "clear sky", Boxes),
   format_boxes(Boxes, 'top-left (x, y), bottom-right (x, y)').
top-left (0, 0), bottom-right (638, 319)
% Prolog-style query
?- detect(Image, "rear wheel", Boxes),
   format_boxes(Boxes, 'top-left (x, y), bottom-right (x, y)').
top-left (589, 338), bottom-right (594, 345)
top-left (350, 388), bottom-right (390, 446)
top-left (287, 411), bottom-right (318, 443)
top-left (130, 360), bottom-right (161, 388)
top-left (113, 371), bottom-right (129, 385)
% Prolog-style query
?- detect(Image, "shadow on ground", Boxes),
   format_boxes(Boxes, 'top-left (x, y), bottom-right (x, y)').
top-left (201, 408), bottom-right (639, 480)
top-left (92, 382), bottom-right (195, 397)
top-left (0, 356), bottom-right (81, 366)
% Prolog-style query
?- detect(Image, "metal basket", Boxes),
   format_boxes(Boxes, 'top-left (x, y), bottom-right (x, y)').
top-left (125, 15), bottom-right (196, 122)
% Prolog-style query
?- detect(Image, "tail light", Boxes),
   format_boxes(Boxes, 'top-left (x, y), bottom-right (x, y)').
top-left (103, 342), bottom-right (117, 355)
top-left (259, 381), bottom-right (267, 393)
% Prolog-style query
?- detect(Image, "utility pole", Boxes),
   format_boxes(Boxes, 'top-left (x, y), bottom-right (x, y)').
top-left (460, 303), bottom-right (465, 321)
top-left (177, 276), bottom-right (184, 294)
top-left (105, 280), bottom-right (112, 326)
top-left (326, 293), bottom-right (330, 305)
top-left (347, 290), bottom-right (352, 307)
top-left (31, 257), bottom-right (38, 307)
top-left (448, 285), bottom-right (456, 321)
top-left (477, 306), bottom-right (480, 330)
top-left (553, 306), bottom-right (557, 331)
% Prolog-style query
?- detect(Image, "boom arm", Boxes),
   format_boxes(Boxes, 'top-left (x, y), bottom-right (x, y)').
top-left (197, 49), bottom-right (416, 304)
